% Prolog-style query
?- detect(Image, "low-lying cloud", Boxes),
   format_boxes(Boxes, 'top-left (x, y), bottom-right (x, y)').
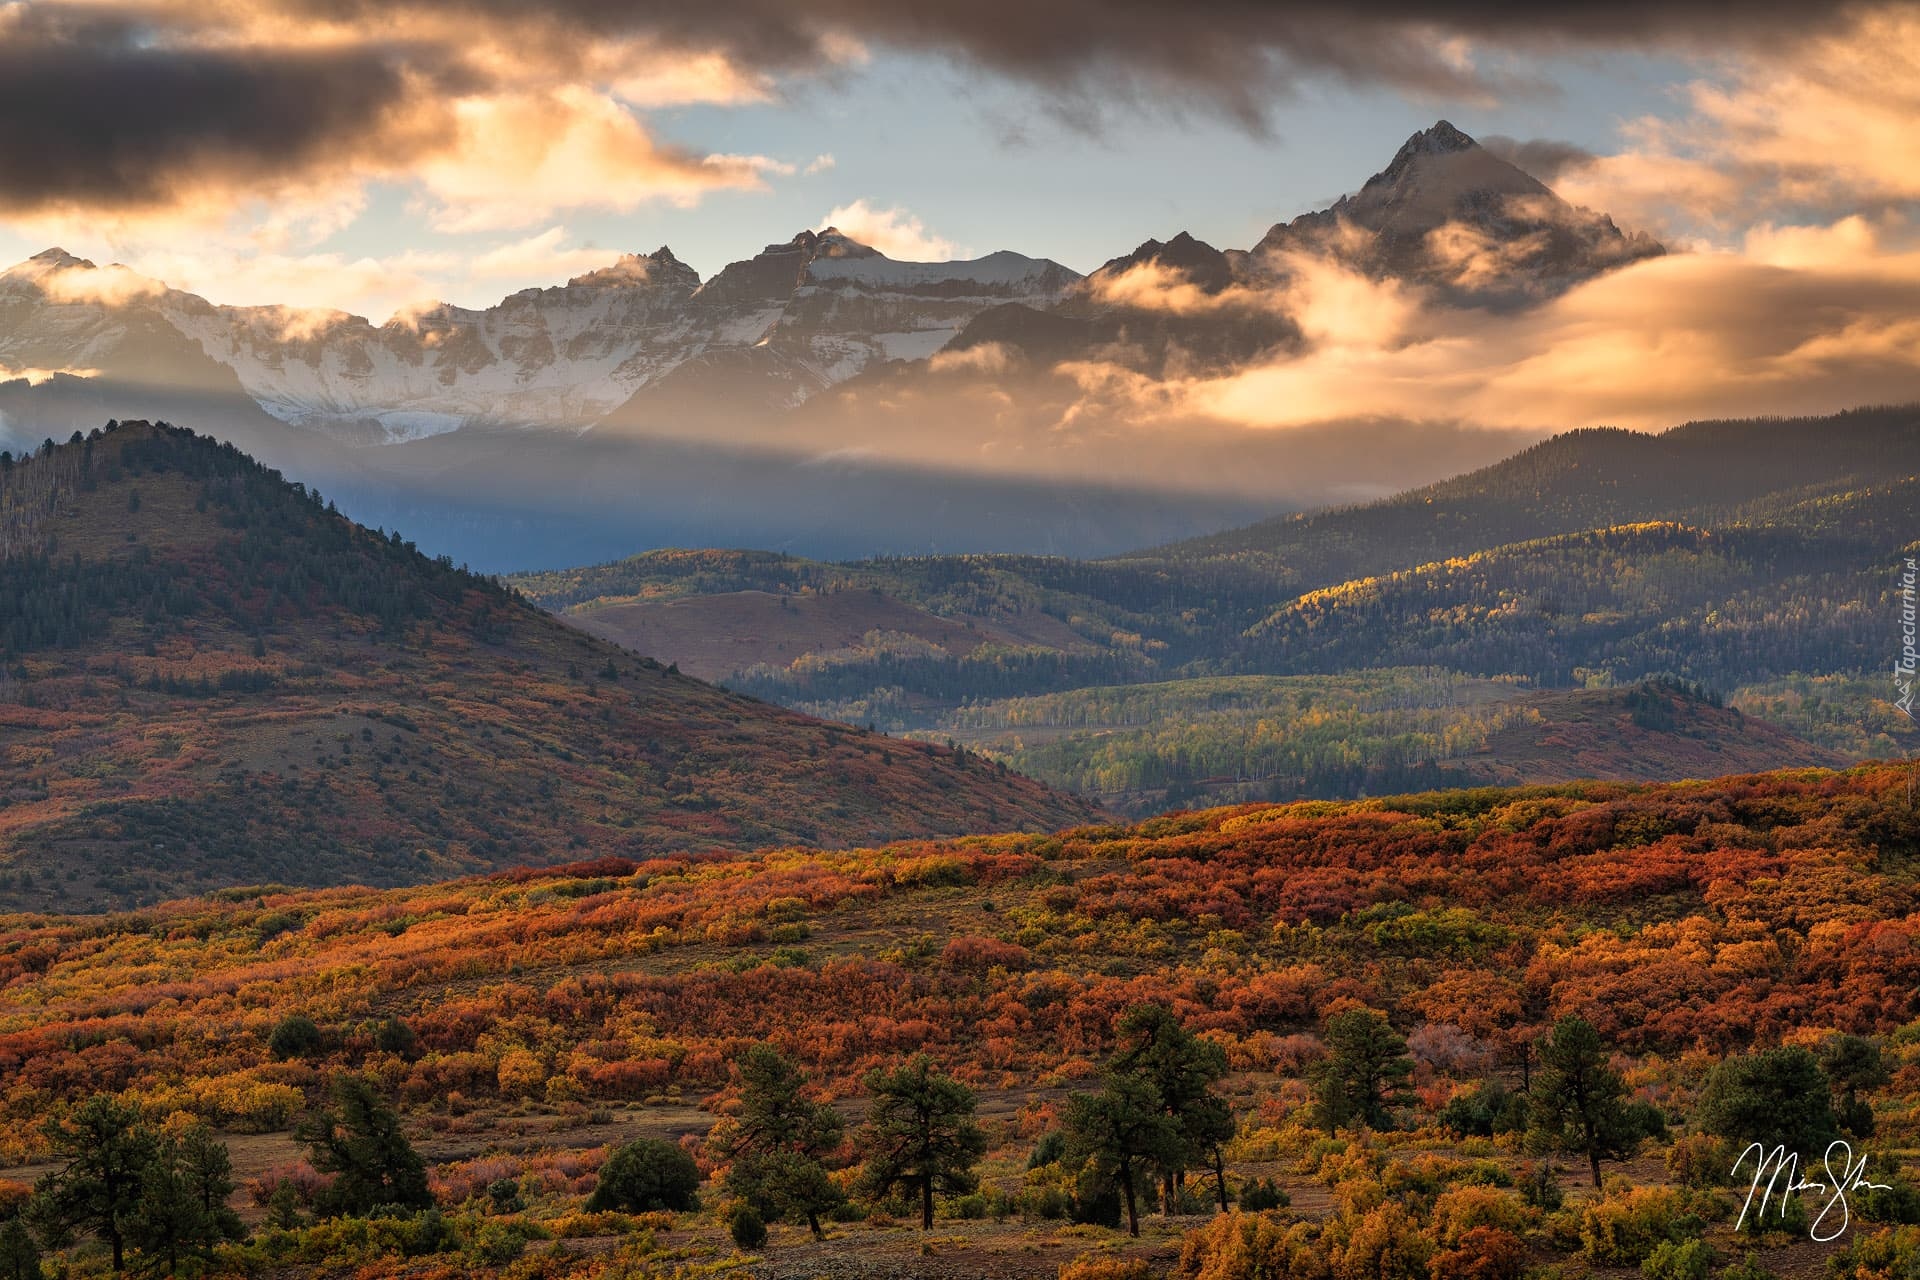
top-left (817, 201), bottom-right (962, 261)
top-left (1129, 215), bottom-right (1920, 435)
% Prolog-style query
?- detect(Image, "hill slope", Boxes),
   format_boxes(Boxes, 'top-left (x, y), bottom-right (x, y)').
top-left (0, 423), bottom-right (1100, 912)
top-left (0, 764), bottom-right (1914, 1278)
top-left (1161, 407), bottom-right (1919, 583)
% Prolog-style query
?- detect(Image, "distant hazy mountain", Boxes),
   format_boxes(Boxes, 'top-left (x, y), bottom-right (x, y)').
top-left (513, 408), bottom-right (1914, 813)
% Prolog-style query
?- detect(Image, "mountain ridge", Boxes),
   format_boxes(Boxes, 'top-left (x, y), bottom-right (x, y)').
top-left (2, 231), bottom-right (1083, 445)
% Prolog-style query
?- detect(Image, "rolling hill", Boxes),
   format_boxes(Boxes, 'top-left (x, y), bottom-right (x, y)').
top-left (514, 409), bottom-right (1920, 804)
top-left (0, 423), bottom-right (1100, 912)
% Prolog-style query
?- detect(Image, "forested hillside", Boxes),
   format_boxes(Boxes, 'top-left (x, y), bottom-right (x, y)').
top-left (514, 409), bottom-right (1919, 805)
top-left (924, 675), bottom-right (1841, 814)
top-left (0, 423), bottom-right (1099, 912)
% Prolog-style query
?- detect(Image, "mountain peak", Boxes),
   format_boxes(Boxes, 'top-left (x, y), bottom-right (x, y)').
top-left (1372, 120), bottom-right (1484, 189)
top-left (1411, 119), bottom-right (1478, 155)
top-left (813, 227), bottom-right (882, 260)
top-left (1085, 231), bottom-right (1236, 296)
top-left (9, 247), bottom-right (97, 277)
top-left (566, 247), bottom-right (701, 291)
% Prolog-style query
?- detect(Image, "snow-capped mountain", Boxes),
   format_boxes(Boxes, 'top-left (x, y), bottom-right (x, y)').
top-left (161, 249), bottom-right (708, 444)
top-left (1252, 119), bottom-right (1663, 305)
top-left (2, 230), bottom-right (1081, 446)
top-left (2, 122), bottom-right (1655, 454)
top-left (930, 120), bottom-right (1662, 377)
top-left (0, 121), bottom-right (1672, 570)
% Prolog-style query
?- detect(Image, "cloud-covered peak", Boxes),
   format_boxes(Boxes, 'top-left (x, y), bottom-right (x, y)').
top-left (25, 247), bottom-right (97, 270)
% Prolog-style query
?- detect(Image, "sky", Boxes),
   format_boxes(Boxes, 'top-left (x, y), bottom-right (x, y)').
top-left (2, 0), bottom-right (1919, 453)
top-left (0, 0), bottom-right (1900, 320)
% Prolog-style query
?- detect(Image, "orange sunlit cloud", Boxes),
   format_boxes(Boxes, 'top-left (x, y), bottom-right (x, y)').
top-left (1169, 216), bottom-right (1920, 433)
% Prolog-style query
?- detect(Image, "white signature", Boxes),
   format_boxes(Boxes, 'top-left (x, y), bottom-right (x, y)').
top-left (1733, 1141), bottom-right (1892, 1242)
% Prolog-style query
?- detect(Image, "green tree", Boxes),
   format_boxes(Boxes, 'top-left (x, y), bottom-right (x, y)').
top-left (176, 1125), bottom-right (243, 1251)
top-left (1109, 1004), bottom-right (1234, 1213)
top-left (710, 1044), bottom-right (845, 1239)
top-left (586, 1139), bottom-right (700, 1213)
top-left (0, 1214), bottom-right (38, 1280)
top-left (127, 1155), bottom-right (197, 1276)
top-left (1696, 1045), bottom-right (1839, 1158)
top-left (1312, 1008), bottom-right (1413, 1133)
top-left (268, 1015), bottom-right (324, 1061)
top-left (1529, 1016), bottom-right (1652, 1188)
top-left (34, 1095), bottom-right (162, 1272)
top-left (1816, 1035), bottom-right (1889, 1139)
top-left (128, 1125), bottom-right (243, 1274)
top-left (296, 1075), bottom-right (432, 1217)
top-left (855, 1054), bottom-right (987, 1230)
top-left (1061, 1073), bottom-right (1183, 1238)
top-left (373, 1017), bottom-right (418, 1058)
top-left (726, 1203), bottom-right (767, 1250)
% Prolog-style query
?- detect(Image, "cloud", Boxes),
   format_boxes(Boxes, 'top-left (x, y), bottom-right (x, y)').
top-left (21, 260), bottom-right (171, 307)
top-left (467, 227), bottom-right (621, 280)
top-left (0, 365), bottom-right (102, 386)
top-left (0, 35), bottom-right (437, 218)
top-left (818, 201), bottom-right (961, 261)
top-left (1478, 136), bottom-right (1597, 183)
top-left (260, 0), bottom-right (1876, 128)
top-left (929, 342), bottom-right (1014, 375)
top-left (0, 0), bottom-right (1886, 234)
top-left (1164, 214), bottom-right (1920, 434)
top-left (1089, 261), bottom-right (1288, 316)
top-left (412, 88), bottom-right (772, 231)
top-left (1549, 6), bottom-right (1920, 236)
top-left (0, 7), bottom-right (787, 232)
top-left (120, 245), bottom-right (461, 321)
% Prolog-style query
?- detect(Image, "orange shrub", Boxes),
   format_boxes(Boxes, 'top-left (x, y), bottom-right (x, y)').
top-left (1430, 1227), bottom-right (1528, 1280)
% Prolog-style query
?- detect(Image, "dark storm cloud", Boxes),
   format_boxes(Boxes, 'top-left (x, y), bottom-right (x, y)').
top-left (0, 34), bottom-right (449, 213)
top-left (264, 0), bottom-right (1890, 130)
top-left (0, 0), bottom-right (1895, 213)
top-left (1479, 136), bottom-right (1600, 182)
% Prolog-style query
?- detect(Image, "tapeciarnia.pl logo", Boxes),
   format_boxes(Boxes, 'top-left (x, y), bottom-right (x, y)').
top-left (1899, 557), bottom-right (1917, 721)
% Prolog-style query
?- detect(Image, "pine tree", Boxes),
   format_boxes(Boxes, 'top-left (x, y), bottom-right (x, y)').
top-left (1109, 1004), bottom-right (1234, 1213)
top-left (296, 1075), bottom-right (432, 1217)
top-left (855, 1055), bottom-right (987, 1229)
top-left (34, 1095), bottom-right (162, 1272)
top-left (710, 1045), bottom-right (845, 1239)
top-left (1312, 1008), bottom-right (1413, 1133)
top-left (1528, 1016), bottom-right (1647, 1188)
top-left (1062, 1073), bottom-right (1183, 1238)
